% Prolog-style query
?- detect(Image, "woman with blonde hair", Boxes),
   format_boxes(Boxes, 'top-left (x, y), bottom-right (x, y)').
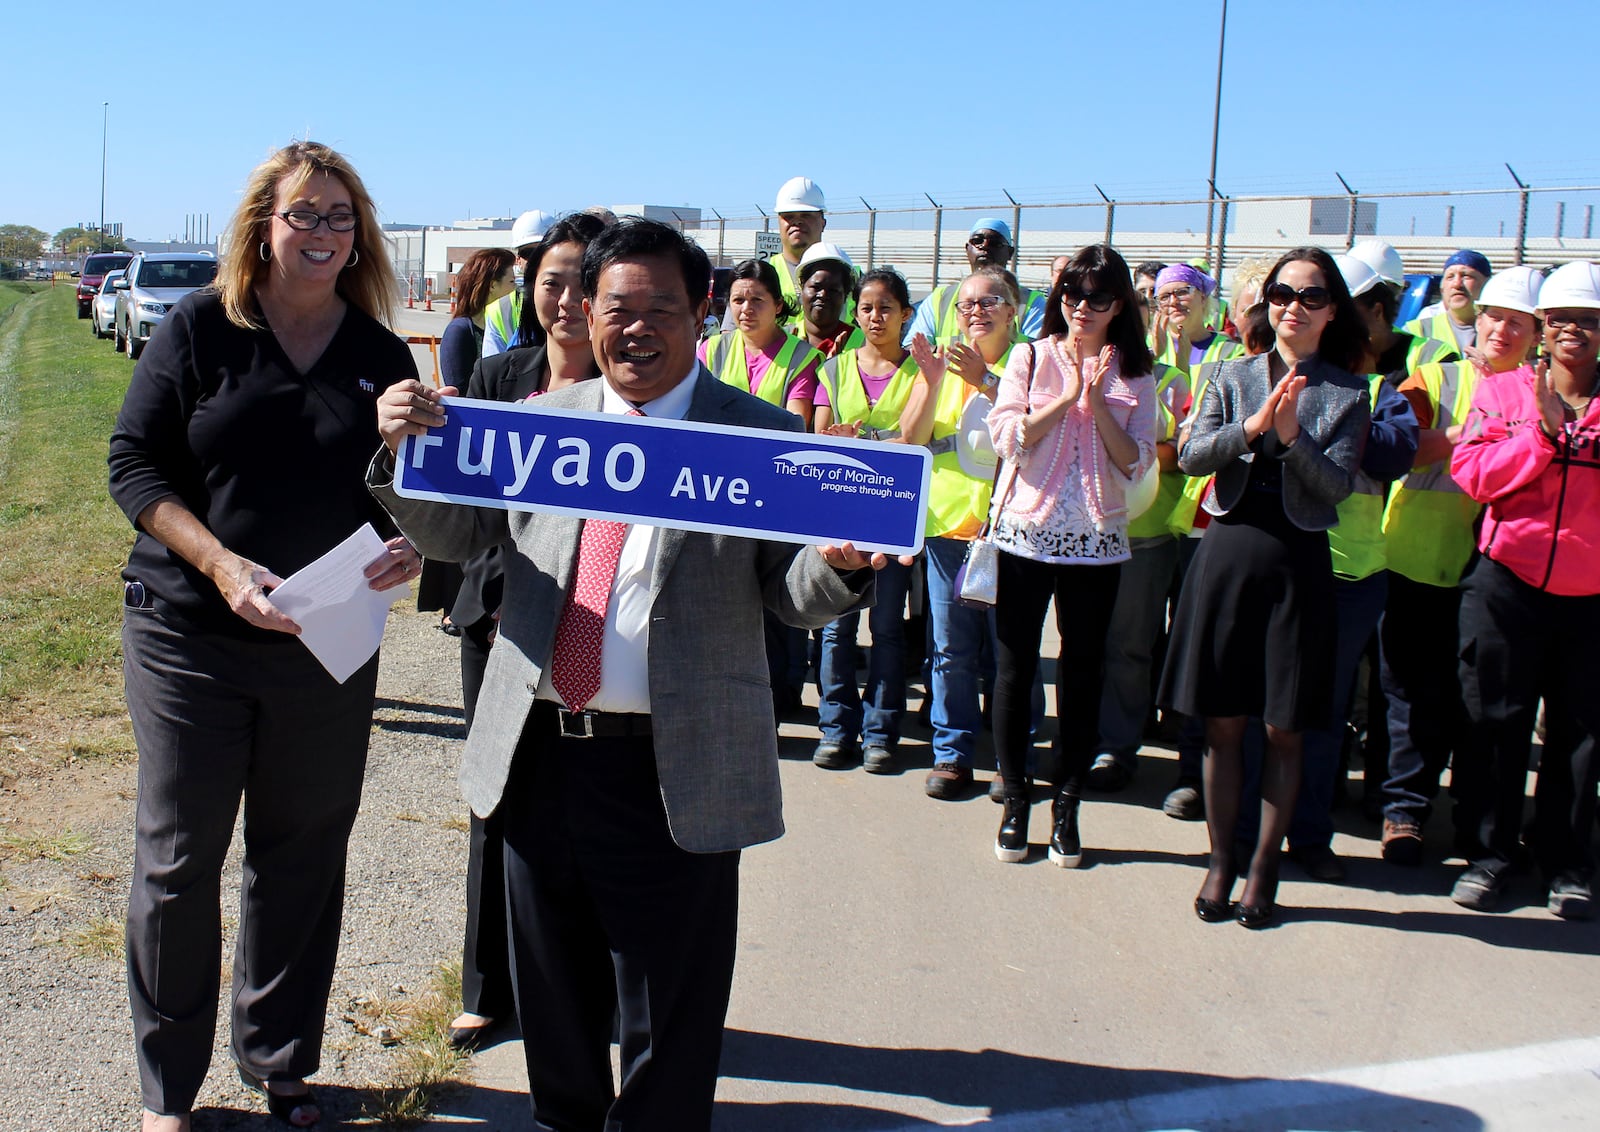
top-left (111, 140), bottom-right (419, 1130)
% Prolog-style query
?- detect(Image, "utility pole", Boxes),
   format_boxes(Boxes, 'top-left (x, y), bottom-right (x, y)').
top-left (1202, 0), bottom-right (1228, 268)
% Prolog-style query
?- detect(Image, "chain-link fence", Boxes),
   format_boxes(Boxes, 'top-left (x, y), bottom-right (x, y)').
top-left (681, 185), bottom-right (1600, 296)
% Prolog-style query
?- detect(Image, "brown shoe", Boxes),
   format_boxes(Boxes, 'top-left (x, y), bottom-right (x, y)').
top-left (1381, 816), bottom-right (1423, 866)
top-left (924, 764), bottom-right (974, 800)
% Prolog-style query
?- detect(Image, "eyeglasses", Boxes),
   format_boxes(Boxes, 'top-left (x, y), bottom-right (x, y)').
top-left (956, 295), bottom-right (1010, 315)
top-left (1062, 286), bottom-right (1116, 312)
top-left (1155, 286), bottom-right (1197, 308)
top-left (1264, 282), bottom-right (1332, 311)
top-left (1546, 312), bottom-right (1600, 332)
top-left (277, 209), bottom-right (358, 232)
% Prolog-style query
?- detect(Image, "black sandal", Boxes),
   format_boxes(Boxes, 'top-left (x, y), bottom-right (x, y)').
top-left (238, 1067), bottom-right (320, 1128)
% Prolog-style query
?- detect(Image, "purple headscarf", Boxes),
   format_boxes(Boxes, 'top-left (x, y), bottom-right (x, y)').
top-left (1154, 264), bottom-right (1217, 296)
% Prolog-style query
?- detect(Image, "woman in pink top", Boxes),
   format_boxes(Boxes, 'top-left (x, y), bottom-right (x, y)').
top-left (1447, 260), bottom-right (1600, 920)
top-left (986, 244), bottom-right (1157, 867)
top-left (698, 258), bottom-right (822, 426)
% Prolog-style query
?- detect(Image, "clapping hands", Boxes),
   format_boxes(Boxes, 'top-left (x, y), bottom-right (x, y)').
top-left (1243, 366), bottom-right (1306, 445)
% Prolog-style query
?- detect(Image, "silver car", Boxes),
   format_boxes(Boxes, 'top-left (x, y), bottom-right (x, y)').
top-left (113, 252), bottom-right (217, 359)
top-left (92, 271), bottom-right (124, 339)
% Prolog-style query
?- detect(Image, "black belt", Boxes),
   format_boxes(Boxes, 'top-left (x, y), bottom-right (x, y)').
top-left (541, 702), bottom-right (653, 740)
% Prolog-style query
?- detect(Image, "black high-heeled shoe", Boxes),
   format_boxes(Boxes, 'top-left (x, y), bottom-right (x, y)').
top-left (1236, 901), bottom-right (1276, 929)
top-left (1194, 896), bottom-right (1234, 922)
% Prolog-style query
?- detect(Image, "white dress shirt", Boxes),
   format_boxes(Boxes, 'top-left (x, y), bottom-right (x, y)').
top-left (536, 369), bottom-right (698, 714)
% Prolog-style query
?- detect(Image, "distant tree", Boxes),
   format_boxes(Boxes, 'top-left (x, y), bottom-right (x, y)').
top-left (55, 226), bottom-right (127, 255)
top-left (0, 224), bottom-right (49, 262)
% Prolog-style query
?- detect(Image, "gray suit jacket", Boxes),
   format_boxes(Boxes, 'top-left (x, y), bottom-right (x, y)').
top-left (369, 367), bottom-right (873, 852)
top-left (1179, 352), bottom-right (1370, 531)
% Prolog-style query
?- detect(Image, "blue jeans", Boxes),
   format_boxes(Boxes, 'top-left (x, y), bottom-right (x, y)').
top-left (923, 537), bottom-right (992, 768)
top-left (819, 560), bottom-right (911, 749)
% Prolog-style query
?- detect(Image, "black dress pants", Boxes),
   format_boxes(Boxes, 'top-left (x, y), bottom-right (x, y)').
top-left (993, 551), bottom-right (1122, 799)
top-left (458, 616), bottom-right (513, 1020)
top-left (1456, 556), bottom-right (1600, 875)
top-left (501, 706), bottom-right (740, 1132)
top-left (122, 607), bottom-right (376, 1115)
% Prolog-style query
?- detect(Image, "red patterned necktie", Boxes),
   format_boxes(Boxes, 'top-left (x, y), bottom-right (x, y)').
top-left (549, 409), bottom-right (640, 711)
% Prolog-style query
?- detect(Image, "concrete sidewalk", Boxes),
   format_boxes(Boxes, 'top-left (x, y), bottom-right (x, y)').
top-left (412, 651), bottom-right (1600, 1130)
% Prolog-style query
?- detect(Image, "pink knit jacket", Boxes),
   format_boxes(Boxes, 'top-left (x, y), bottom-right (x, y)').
top-left (987, 336), bottom-right (1157, 527)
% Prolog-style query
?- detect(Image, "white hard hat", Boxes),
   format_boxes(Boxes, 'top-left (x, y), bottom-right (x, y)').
top-left (1476, 265), bottom-right (1544, 316)
top-left (510, 209), bottom-right (553, 250)
top-left (955, 391), bottom-right (998, 479)
top-left (1535, 261), bottom-right (1600, 315)
top-left (1349, 239), bottom-right (1405, 288)
top-left (797, 241), bottom-right (853, 275)
top-left (1334, 252), bottom-right (1383, 298)
top-left (774, 176), bottom-right (825, 213)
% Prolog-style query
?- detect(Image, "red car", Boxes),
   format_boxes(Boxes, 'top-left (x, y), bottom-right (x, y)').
top-left (76, 252), bottom-right (134, 318)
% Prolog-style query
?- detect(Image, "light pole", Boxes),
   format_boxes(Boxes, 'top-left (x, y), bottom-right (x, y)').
top-left (1202, 0), bottom-right (1228, 270)
top-left (100, 102), bottom-right (109, 252)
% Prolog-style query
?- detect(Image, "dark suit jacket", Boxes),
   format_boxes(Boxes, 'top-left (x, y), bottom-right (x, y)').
top-left (371, 366), bottom-right (873, 852)
top-left (1179, 352), bottom-right (1370, 531)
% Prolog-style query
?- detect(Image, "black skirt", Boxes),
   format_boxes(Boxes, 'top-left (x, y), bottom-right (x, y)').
top-left (1158, 464), bottom-right (1336, 731)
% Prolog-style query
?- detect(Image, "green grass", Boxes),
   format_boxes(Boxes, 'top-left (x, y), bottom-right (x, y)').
top-left (0, 284), bottom-right (137, 765)
top-left (0, 280), bottom-right (45, 323)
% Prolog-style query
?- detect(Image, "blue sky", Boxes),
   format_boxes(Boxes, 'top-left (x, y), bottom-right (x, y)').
top-left (9, 0), bottom-right (1595, 242)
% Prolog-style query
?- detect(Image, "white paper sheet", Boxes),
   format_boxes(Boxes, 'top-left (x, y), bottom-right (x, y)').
top-left (266, 524), bottom-right (407, 684)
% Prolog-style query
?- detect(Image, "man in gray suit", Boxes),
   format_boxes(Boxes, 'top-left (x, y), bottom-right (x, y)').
top-left (372, 219), bottom-right (889, 1132)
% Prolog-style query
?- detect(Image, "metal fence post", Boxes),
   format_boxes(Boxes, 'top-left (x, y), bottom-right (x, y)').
top-left (1445, 205), bottom-right (1455, 237)
top-left (1216, 196), bottom-right (1230, 281)
top-left (1586, 205), bottom-right (1594, 240)
top-left (1004, 189), bottom-right (1021, 276)
top-left (861, 198), bottom-right (877, 269)
top-left (713, 210), bottom-right (726, 265)
top-left (1555, 200), bottom-right (1566, 239)
top-left (926, 194), bottom-right (943, 290)
top-left (1336, 173), bottom-right (1359, 250)
top-left (1095, 185), bottom-right (1115, 245)
top-left (1507, 165), bottom-right (1530, 265)
top-left (756, 205), bottom-right (769, 234)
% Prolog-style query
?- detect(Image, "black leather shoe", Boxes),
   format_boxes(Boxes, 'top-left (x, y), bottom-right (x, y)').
top-left (862, 744), bottom-right (895, 775)
top-left (1548, 871), bottom-right (1594, 921)
top-left (1048, 793), bottom-right (1083, 868)
top-left (1194, 896), bottom-right (1233, 922)
top-left (1236, 902), bottom-right (1276, 929)
top-left (447, 1020), bottom-right (494, 1051)
top-left (995, 798), bottom-right (1030, 863)
top-left (812, 742), bottom-right (857, 770)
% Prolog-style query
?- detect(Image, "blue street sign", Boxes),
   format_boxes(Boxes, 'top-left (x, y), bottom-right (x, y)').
top-left (394, 397), bottom-right (932, 555)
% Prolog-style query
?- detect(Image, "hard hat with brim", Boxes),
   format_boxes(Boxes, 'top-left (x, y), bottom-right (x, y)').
top-left (797, 241), bottom-right (854, 278)
top-left (955, 391), bottom-right (998, 479)
top-left (1476, 265), bottom-right (1545, 316)
top-left (1334, 252), bottom-right (1383, 298)
top-left (1350, 239), bottom-right (1405, 288)
top-left (511, 209), bottom-right (553, 250)
top-left (1535, 261), bottom-right (1600, 315)
top-left (775, 176), bottom-right (825, 213)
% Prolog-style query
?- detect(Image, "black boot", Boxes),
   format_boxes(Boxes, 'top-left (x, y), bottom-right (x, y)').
top-left (995, 797), bottom-right (1030, 863)
top-left (1048, 792), bottom-right (1083, 868)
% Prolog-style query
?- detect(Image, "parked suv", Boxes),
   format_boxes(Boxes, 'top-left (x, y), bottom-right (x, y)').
top-left (75, 251), bottom-right (134, 318)
top-left (113, 252), bottom-right (217, 359)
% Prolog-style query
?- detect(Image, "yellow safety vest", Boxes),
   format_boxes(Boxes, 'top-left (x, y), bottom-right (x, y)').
top-left (1405, 331), bottom-right (1459, 374)
top-left (922, 345), bottom-right (1016, 539)
top-left (1401, 312), bottom-right (1470, 360)
top-left (824, 350), bottom-right (919, 437)
top-left (1166, 360), bottom-right (1228, 538)
top-left (484, 291), bottom-right (523, 351)
top-left (1128, 361), bottom-right (1190, 541)
top-left (703, 330), bottom-right (823, 408)
top-left (1155, 332), bottom-right (1245, 372)
top-left (1380, 361), bottom-right (1483, 587)
top-left (1329, 375), bottom-right (1388, 582)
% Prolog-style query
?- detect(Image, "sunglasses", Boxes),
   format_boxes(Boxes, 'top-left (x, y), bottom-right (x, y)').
top-left (1062, 285), bottom-right (1116, 312)
top-left (956, 295), bottom-right (1010, 315)
top-left (1546, 312), bottom-right (1600, 332)
top-left (1264, 282), bottom-right (1332, 311)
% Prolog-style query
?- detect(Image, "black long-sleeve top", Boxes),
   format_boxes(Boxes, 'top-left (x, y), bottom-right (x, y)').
top-left (108, 290), bottom-right (417, 638)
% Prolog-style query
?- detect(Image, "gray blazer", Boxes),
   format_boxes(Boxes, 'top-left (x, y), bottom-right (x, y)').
top-left (1179, 353), bottom-right (1370, 531)
top-left (369, 367), bottom-right (873, 852)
